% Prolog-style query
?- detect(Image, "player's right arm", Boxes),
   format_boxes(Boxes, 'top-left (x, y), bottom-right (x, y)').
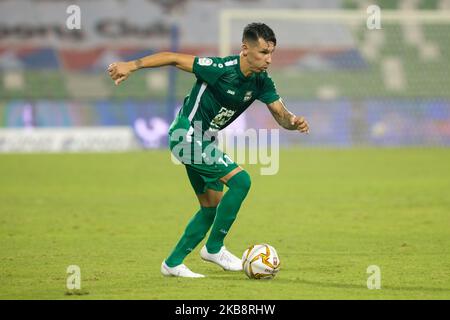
top-left (108, 52), bottom-right (195, 85)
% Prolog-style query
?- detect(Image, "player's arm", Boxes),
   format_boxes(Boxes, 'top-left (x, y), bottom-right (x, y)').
top-left (266, 99), bottom-right (309, 133)
top-left (108, 52), bottom-right (195, 85)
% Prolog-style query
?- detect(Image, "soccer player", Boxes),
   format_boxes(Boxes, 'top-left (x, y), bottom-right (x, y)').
top-left (108, 23), bottom-right (309, 278)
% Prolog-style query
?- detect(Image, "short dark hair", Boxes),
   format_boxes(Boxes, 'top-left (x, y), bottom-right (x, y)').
top-left (242, 22), bottom-right (277, 46)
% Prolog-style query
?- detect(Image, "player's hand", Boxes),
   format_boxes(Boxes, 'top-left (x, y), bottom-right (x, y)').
top-left (107, 61), bottom-right (134, 85)
top-left (290, 115), bottom-right (309, 133)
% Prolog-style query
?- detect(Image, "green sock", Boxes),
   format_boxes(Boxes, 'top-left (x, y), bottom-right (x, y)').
top-left (206, 170), bottom-right (251, 254)
top-left (165, 206), bottom-right (216, 267)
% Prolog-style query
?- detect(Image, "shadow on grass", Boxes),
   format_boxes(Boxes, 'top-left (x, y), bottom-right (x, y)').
top-left (291, 279), bottom-right (450, 293)
top-left (201, 271), bottom-right (450, 294)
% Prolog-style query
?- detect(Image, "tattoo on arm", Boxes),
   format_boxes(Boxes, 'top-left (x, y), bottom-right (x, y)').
top-left (270, 100), bottom-right (296, 130)
top-left (278, 109), bottom-right (295, 130)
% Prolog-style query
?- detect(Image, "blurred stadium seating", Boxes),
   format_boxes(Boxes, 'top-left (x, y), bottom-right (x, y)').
top-left (0, 0), bottom-right (449, 150)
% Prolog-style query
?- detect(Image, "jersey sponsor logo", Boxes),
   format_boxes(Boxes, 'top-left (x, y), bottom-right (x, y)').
top-left (209, 107), bottom-right (236, 131)
top-left (227, 89), bottom-right (235, 95)
top-left (198, 57), bottom-right (213, 66)
top-left (224, 59), bottom-right (237, 67)
top-left (243, 91), bottom-right (253, 102)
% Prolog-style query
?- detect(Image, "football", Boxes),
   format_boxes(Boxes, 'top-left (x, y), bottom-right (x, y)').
top-left (242, 244), bottom-right (280, 279)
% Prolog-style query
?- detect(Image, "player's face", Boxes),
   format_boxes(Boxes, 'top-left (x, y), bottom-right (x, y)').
top-left (244, 38), bottom-right (275, 73)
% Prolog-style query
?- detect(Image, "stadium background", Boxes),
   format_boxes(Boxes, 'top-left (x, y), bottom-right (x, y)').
top-left (1, 0), bottom-right (449, 149)
top-left (1, 0), bottom-right (450, 300)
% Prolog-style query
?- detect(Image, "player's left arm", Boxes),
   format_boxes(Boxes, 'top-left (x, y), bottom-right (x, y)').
top-left (266, 99), bottom-right (309, 133)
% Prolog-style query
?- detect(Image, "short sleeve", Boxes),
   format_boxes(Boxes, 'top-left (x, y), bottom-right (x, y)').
top-left (192, 57), bottom-right (226, 85)
top-left (258, 75), bottom-right (280, 104)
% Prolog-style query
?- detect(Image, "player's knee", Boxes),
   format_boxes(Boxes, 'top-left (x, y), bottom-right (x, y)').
top-left (228, 170), bottom-right (251, 194)
top-left (240, 171), bottom-right (252, 192)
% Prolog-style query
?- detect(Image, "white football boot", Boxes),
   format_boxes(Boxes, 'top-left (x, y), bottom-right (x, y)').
top-left (161, 261), bottom-right (205, 278)
top-left (200, 245), bottom-right (243, 271)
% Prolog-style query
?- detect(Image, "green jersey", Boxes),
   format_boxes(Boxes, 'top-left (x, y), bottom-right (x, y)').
top-left (169, 55), bottom-right (280, 135)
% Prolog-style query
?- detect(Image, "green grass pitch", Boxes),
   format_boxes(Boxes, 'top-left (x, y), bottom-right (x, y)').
top-left (1, 148), bottom-right (449, 299)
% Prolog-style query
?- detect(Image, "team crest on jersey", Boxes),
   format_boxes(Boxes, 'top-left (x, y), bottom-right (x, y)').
top-left (198, 57), bottom-right (213, 66)
top-left (243, 91), bottom-right (253, 102)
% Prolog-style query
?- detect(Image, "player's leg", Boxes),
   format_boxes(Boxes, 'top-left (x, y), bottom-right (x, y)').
top-left (162, 169), bottom-right (223, 277)
top-left (166, 139), bottom-right (249, 272)
top-left (163, 133), bottom-right (228, 277)
top-left (199, 162), bottom-right (251, 271)
top-left (203, 167), bottom-right (251, 253)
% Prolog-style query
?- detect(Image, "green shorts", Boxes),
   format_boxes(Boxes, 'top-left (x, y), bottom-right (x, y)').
top-left (169, 133), bottom-right (238, 195)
